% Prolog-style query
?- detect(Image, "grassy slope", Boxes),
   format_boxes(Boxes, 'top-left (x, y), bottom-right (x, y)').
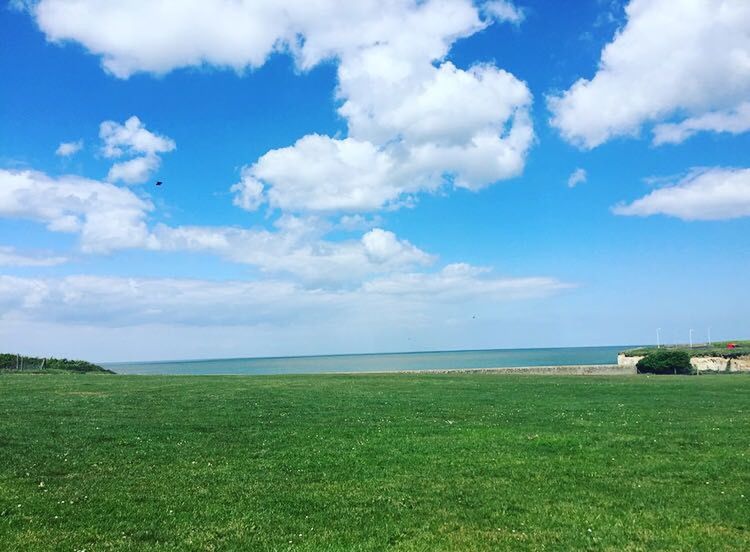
top-left (623, 340), bottom-right (750, 358)
top-left (0, 374), bottom-right (748, 551)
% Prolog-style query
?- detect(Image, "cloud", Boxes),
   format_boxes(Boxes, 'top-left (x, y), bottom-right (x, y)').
top-left (549, 0), bottom-right (750, 148)
top-left (613, 167), bottom-right (750, 220)
top-left (230, 169), bottom-right (265, 212)
top-left (100, 116), bottom-right (175, 158)
top-left (0, 268), bottom-right (570, 328)
top-left (0, 169), bottom-right (152, 253)
top-left (567, 168), bottom-right (587, 188)
top-left (652, 102), bottom-right (750, 145)
top-left (30, 1), bottom-right (481, 78)
top-left (55, 140), bottom-right (83, 157)
top-left (363, 263), bottom-right (571, 301)
top-left (483, 1), bottom-right (526, 25)
top-left (337, 214), bottom-right (383, 232)
top-left (0, 168), bottom-right (433, 284)
top-left (246, 135), bottom-right (402, 212)
top-left (107, 155), bottom-right (161, 185)
top-left (150, 221), bottom-right (434, 284)
top-left (0, 246), bottom-right (67, 267)
top-left (241, 62), bottom-right (533, 212)
top-left (100, 116), bottom-right (175, 184)
top-left (29, 1), bottom-right (534, 212)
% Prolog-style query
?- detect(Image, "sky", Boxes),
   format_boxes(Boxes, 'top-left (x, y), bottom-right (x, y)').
top-left (1, 0), bottom-right (749, 362)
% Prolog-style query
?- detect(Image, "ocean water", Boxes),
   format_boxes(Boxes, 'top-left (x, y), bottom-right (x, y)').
top-left (104, 345), bottom-right (630, 375)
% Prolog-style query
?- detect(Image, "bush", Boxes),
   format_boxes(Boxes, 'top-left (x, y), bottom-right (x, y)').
top-left (0, 353), bottom-right (112, 373)
top-left (637, 350), bottom-right (694, 375)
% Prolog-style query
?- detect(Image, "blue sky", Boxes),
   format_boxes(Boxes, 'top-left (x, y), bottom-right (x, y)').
top-left (1, 0), bottom-right (749, 361)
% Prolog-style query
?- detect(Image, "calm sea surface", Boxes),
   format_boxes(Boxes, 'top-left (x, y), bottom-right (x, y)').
top-left (104, 346), bottom-right (630, 375)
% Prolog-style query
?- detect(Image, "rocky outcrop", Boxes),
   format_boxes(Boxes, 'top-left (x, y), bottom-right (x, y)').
top-left (690, 357), bottom-right (730, 373)
top-left (618, 353), bottom-right (750, 373)
top-left (692, 356), bottom-right (750, 373)
top-left (617, 354), bottom-right (643, 369)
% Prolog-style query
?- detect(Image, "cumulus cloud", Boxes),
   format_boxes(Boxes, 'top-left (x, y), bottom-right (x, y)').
top-left (0, 169), bottom-right (152, 253)
top-left (230, 169), bottom-right (265, 212)
top-left (30, 1), bottom-right (480, 78)
top-left (0, 168), bottom-right (433, 284)
top-left (567, 168), bottom-right (587, 188)
top-left (55, 140), bottom-right (83, 157)
top-left (150, 222), bottom-right (434, 284)
top-left (652, 102), bottom-right (750, 145)
top-left (107, 155), bottom-right (161, 185)
top-left (246, 135), bottom-right (402, 212)
top-left (483, 0), bottom-right (526, 25)
top-left (100, 116), bottom-right (175, 158)
top-left (100, 116), bottom-right (175, 184)
top-left (549, 0), bottom-right (750, 148)
top-left (613, 167), bottom-right (750, 220)
top-left (0, 246), bottom-right (67, 267)
top-left (241, 61), bottom-right (533, 212)
top-left (29, 1), bottom-right (534, 212)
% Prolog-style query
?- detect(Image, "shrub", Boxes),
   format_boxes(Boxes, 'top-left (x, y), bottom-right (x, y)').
top-left (637, 350), bottom-right (694, 375)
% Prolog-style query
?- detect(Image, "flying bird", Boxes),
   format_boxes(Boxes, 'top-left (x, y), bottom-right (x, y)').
top-left (155, 181), bottom-right (162, 186)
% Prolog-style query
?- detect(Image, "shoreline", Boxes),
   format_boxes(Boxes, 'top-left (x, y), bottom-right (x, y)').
top-left (105, 363), bottom-right (634, 376)
top-left (334, 363), bottom-right (633, 376)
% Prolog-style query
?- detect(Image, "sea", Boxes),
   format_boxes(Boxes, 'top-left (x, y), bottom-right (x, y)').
top-left (104, 345), bottom-right (630, 376)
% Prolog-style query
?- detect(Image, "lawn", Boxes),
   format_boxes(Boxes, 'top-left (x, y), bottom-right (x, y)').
top-left (0, 373), bottom-right (748, 551)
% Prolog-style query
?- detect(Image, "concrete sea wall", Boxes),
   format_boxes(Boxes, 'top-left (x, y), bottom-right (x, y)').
top-left (395, 364), bottom-right (634, 376)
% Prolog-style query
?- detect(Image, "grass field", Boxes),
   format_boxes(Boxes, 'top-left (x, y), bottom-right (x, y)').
top-left (1, 374), bottom-right (749, 551)
top-left (623, 340), bottom-right (750, 358)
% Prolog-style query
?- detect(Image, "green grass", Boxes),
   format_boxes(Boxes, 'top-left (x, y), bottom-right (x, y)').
top-left (1, 373), bottom-right (749, 551)
top-left (623, 340), bottom-right (750, 359)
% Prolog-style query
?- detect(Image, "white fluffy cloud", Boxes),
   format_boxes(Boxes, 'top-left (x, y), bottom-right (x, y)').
top-left (100, 116), bottom-right (175, 158)
top-left (652, 102), bottom-right (750, 145)
top-left (27, 1), bottom-right (532, 212)
top-left (100, 116), bottom-right (175, 184)
top-left (567, 168), bottom-right (587, 188)
top-left (107, 155), bottom-right (161, 185)
top-left (244, 135), bottom-right (401, 212)
top-left (549, 0), bottom-right (750, 148)
top-left (230, 170), bottom-right (265, 211)
top-left (0, 168), bottom-right (433, 283)
top-left (613, 167), bottom-right (750, 220)
top-left (237, 60), bottom-right (533, 212)
top-left (150, 221), bottom-right (434, 284)
top-left (55, 140), bottom-right (83, 157)
top-left (30, 1), bottom-right (485, 77)
top-left (0, 246), bottom-right (67, 267)
top-left (0, 169), bottom-right (152, 253)
top-left (483, 1), bottom-right (525, 25)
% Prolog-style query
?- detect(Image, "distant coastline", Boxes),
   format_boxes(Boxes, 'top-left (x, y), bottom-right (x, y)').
top-left (103, 345), bottom-right (630, 376)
